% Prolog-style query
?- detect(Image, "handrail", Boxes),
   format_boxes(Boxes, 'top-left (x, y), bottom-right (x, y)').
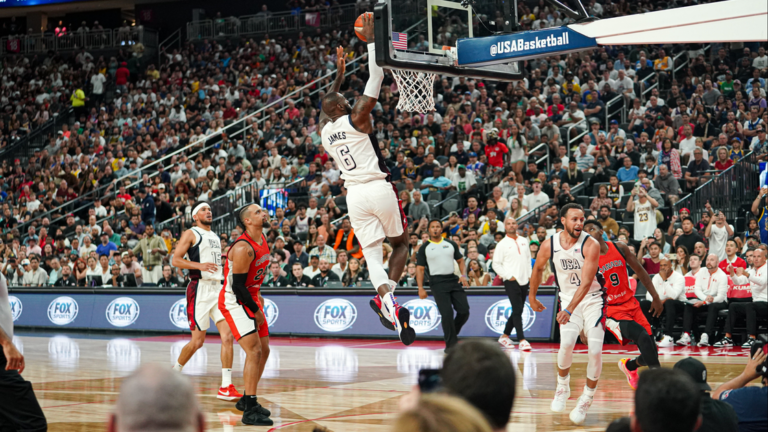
top-left (565, 118), bottom-right (588, 159)
top-left (604, 94), bottom-right (624, 132)
top-left (158, 28), bottom-right (182, 64)
top-left (0, 107), bottom-right (73, 162)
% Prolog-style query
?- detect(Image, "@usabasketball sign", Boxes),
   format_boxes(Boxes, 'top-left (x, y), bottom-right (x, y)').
top-left (403, 299), bottom-right (441, 333)
top-left (314, 298), bottom-right (357, 332)
top-left (47, 296), bottom-right (79, 325)
top-left (484, 299), bottom-right (535, 335)
top-left (106, 297), bottom-right (141, 327)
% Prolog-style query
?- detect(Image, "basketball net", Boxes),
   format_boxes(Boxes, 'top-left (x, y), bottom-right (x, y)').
top-left (392, 69), bottom-right (436, 113)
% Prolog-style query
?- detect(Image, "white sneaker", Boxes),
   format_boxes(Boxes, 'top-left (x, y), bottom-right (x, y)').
top-left (498, 335), bottom-right (515, 349)
top-left (519, 340), bottom-right (532, 351)
top-left (550, 384), bottom-right (570, 412)
top-left (606, 319), bottom-right (623, 344)
top-left (569, 395), bottom-right (594, 425)
top-left (676, 332), bottom-right (692, 346)
top-left (657, 335), bottom-right (674, 347)
top-left (697, 333), bottom-right (710, 347)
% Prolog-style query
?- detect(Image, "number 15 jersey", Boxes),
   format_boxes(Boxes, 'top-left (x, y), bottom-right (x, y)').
top-left (321, 115), bottom-right (390, 187)
top-left (551, 230), bottom-right (605, 306)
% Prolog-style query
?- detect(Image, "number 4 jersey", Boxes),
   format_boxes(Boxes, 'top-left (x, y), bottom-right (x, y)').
top-left (550, 230), bottom-right (605, 306)
top-left (321, 115), bottom-right (390, 186)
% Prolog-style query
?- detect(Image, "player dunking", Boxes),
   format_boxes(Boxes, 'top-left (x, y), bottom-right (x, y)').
top-left (583, 220), bottom-right (664, 389)
top-left (529, 203), bottom-right (604, 425)
top-left (319, 14), bottom-right (414, 344)
top-left (219, 204), bottom-right (273, 426)
top-left (171, 201), bottom-right (242, 402)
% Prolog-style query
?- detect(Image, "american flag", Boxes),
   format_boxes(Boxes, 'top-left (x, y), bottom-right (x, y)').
top-left (392, 32), bottom-right (408, 50)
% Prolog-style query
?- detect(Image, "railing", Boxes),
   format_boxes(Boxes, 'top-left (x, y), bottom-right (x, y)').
top-left (0, 27), bottom-right (158, 55)
top-left (673, 151), bottom-right (760, 223)
top-left (0, 107), bottom-right (73, 165)
top-left (515, 181), bottom-right (587, 226)
top-left (158, 28), bottom-right (182, 64)
top-left (187, 4), bottom-right (358, 40)
top-left (604, 94), bottom-right (624, 132)
top-left (564, 118), bottom-right (588, 157)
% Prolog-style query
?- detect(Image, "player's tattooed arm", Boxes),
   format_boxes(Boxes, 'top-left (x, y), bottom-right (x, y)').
top-left (350, 95), bottom-right (376, 134)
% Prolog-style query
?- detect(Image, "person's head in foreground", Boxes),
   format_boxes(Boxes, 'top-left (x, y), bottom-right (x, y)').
top-left (632, 368), bottom-right (701, 432)
top-left (109, 364), bottom-right (203, 432)
top-left (394, 394), bottom-right (493, 432)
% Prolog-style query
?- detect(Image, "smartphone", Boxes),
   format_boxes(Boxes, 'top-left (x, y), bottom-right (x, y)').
top-left (418, 369), bottom-right (443, 393)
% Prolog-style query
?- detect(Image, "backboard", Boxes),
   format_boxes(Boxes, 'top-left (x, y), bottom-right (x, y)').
top-left (373, 0), bottom-right (523, 81)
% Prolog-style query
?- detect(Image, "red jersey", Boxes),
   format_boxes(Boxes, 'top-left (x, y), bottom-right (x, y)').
top-left (485, 141), bottom-right (508, 168)
top-left (223, 231), bottom-right (271, 296)
top-left (719, 257), bottom-right (747, 273)
top-left (599, 241), bottom-right (634, 305)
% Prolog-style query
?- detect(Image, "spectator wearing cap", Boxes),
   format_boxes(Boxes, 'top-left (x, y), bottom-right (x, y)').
top-left (750, 126), bottom-right (768, 161)
top-left (685, 148), bottom-right (711, 189)
top-left (673, 357), bottom-right (739, 432)
top-left (131, 224), bottom-right (165, 285)
top-left (137, 189), bottom-right (155, 225)
top-left (22, 256), bottom-right (47, 287)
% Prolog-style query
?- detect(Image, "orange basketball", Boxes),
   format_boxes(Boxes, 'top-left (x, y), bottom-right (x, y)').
top-left (354, 12), bottom-right (372, 42)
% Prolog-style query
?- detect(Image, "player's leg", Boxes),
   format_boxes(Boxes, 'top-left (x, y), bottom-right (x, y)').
top-left (551, 314), bottom-right (581, 413)
top-left (175, 281), bottom-right (209, 371)
top-left (237, 331), bottom-right (271, 425)
top-left (174, 330), bottom-right (206, 371)
top-left (214, 317), bottom-right (242, 401)
top-left (570, 301), bottom-right (604, 425)
top-left (617, 320), bottom-right (659, 390)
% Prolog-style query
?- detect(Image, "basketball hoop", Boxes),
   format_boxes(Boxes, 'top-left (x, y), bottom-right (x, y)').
top-left (392, 69), bottom-right (436, 113)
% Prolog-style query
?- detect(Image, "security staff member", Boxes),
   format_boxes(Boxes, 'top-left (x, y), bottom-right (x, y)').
top-left (416, 219), bottom-right (470, 351)
top-left (492, 216), bottom-right (533, 351)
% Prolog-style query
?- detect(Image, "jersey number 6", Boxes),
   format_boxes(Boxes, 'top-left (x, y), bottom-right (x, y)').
top-left (336, 145), bottom-right (357, 170)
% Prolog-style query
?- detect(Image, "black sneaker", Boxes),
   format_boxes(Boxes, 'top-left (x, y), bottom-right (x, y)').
top-left (236, 397), bottom-right (270, 416)
top-left (369, 296), bottom-right (396, 331)
top-left (242, 407), bottom-right (273, 426)
top-left (742, 338), bottom-right (757, 349)
top-left (713, 337), bottom-right (733, 347)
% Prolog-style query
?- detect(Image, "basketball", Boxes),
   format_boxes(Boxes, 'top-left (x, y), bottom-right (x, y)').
top-left (354, 12), bottom-right (372, 42)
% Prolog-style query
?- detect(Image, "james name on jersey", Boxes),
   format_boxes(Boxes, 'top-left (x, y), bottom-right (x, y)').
top-left (327, 132), bottom-right (347, 146)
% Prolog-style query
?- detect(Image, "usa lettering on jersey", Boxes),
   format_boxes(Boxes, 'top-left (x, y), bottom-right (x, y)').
top-left (327, 131), bottom-right (347, 146)
top-left (560, 258), bottom-right (582, 270)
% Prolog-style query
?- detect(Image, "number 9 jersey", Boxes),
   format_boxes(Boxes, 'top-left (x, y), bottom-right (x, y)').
top-left (321, 115), bottom-right (389, 187)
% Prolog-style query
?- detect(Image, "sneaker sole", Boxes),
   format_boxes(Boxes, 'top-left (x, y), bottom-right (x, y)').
top-left (396, 307), bottom-right (416, 346)
top-left (617, 359), bottom-right (636, 390)
top-left (369, 298), bottom-right (396, 331)
top-left (217, 394), bottom-right (239, 401)
top-left (242, 416), bottom-right (274, 426)
top-left (519, 344), bottom-right (532, 351)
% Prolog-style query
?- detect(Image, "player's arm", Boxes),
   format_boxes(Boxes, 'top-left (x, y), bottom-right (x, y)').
top-left (319, 46), bottom-right (347, 130)
top-left (560, 237), bottom-right (600, 324)
top-left (171, 230), bottom-right (218, 273)
top-left (349, 13), bottom-right (379, 134)
top-left (229, 241), bottom-right (263, 319)
top-left (529, 237), bottom-right (551, 312)
top-left (617, 241), bottom-right (663, 317)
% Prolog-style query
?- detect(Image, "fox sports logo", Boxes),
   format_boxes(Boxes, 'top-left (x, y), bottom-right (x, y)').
top-left (403, 299), bottom-right (441, 334)
top-left (169, 299), bottom-right (189, 329)
top-left (48, 296), bottom-right (79, 325)
top-left (484, 299), bottom-right (535, 335)
top-left (263, 298), bottom-right (279, 327)
top-left (314, 298), bottom-right (357, 332)
top-left (9, 296), bottom-right (22, 321)
top-left (106, 297), bottom-right (141, 327)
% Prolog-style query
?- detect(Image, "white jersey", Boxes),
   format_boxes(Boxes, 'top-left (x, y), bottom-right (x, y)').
top-left (186, 226), bottom-right (223, 281)
top-left (633, 199), bottom-right (656, 240)
top-left (321, 115), bottom-right (389, 187)
top-left (551, 231), bottom-right (604, 305)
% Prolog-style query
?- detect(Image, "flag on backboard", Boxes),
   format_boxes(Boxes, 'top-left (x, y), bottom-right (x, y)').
top-left (392, 32), bottom-right (408, 50)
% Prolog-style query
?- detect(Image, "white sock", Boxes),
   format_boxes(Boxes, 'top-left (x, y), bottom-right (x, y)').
top-left (222, 368), bottom-right (232, 388)
top-left (381, 291), bottom-right (397, 322)
top-left (583, 384), bottom-right (596, 398)
top-left (173, 362), bottom-right (184, 372)
top-left (557, 374), bottom-right (570, 386)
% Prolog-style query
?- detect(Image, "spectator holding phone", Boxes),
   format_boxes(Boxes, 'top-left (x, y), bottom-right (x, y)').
top-left (712, 344), bottom-right (768, 432)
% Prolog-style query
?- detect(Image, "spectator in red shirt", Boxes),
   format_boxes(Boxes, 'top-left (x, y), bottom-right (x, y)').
top-left (222, 101), bottom-right (238, 121)
top-left (484, 129), bottom-right (508, 169)
top-left (714, 147), bottom-right (734, 171)
top-left (116, 62), bottom-right (130, 92)
top-left (286, 100), bottom-right (301, 120)
top-left (718, 239), bottom-right (747, 273)
top-left (547, 94), bottom-right (565, 117)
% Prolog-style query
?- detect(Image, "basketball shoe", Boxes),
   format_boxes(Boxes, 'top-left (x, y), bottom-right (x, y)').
top-left (236, 396), bottom-right (270, 416)
top-left (569, 394), bottom-right (594, 425)
top-left (518, 340), bottom-right (532, 351)
top-left (676, 332), bottom-right (692, 346)
top-left (618, 358), bottom-right (639, 389)
top-left (550, 383), bottom-right (570, 412)
top-left (217, 384), bottom-right (243, 401)
top-left (392, 304), bottom-right (416, 345)
top-left (369, 295), bottom-right (396, 331)
top-left (498, 335), bottom-right (515, 349)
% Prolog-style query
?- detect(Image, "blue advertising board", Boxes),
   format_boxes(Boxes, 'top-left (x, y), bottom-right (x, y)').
top-left (0, 0), bottom-right (84, 7)
top-left (457, 27), bottom-right (597, 67)
top-left (9, 291), bottom-right (559, 340)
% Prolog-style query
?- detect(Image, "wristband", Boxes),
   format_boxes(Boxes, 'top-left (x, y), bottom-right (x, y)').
top-left (564, 309), bottom-right (572, 315)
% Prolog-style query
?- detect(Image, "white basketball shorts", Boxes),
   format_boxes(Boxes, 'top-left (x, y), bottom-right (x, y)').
top-left (186, 280), bottom-right (225, 332)
top-left (346, 179), bottom-right (407, 248)
top-left (560, 291), bottom-right (606, 334)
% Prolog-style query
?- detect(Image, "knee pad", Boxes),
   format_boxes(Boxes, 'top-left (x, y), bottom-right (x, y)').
top-left (586, 326), bottom-right (605, 381)
top-left (558, 328), bottom-right (579, 370)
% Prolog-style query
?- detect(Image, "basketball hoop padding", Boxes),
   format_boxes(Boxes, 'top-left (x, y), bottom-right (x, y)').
top-left (392, 69), bottom-right (436, 113)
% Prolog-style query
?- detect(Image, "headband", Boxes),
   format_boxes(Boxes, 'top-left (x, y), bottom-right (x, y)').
top-left (192, 203), bottom-right (210, 217)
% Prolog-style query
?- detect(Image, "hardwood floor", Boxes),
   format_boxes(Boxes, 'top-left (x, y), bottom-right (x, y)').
top-left (12, 333), bottom-right (756, 431)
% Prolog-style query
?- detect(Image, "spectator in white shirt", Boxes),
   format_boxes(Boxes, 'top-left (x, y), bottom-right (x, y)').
top-left (649, 259), bottom-right (686, 347)
top-left (678, 254), bottom-right (728, 347)
top-left (716, 248), bottom-right (768, 348)
top-left (522, 180), bottom-right (549, 211)
top-left (492, 217), bottom-right (533, 351)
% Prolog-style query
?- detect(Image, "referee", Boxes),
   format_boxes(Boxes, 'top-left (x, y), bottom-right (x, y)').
top-left (492, 216), bottom-right (533, 351)
top-left (416, 219), bottom-right (470, 351)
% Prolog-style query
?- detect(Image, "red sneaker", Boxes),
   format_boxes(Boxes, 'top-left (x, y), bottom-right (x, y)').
top-left (217, 384), bottom-right (243, 401)
top-left (618, 358), bottom-right (639, 390)
top-left (369, 295), bottom-right (396, 331)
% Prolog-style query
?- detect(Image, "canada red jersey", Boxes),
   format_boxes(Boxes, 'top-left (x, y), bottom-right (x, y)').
top-left (599, 241), bottom-right (634, 305)
top-left (485, 141), bottom-right (508, 168)
top-left (223, 231), bottom-right (271, 297)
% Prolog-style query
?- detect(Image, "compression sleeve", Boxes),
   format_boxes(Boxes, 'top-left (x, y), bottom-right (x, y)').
top-left (364, 43), bottom-right (384, 99)
top-left (232, 273), bottom-right (260, 313)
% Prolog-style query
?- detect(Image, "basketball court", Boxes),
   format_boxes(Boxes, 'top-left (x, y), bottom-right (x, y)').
top-left (15, 332), bottom-right (752, 431)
